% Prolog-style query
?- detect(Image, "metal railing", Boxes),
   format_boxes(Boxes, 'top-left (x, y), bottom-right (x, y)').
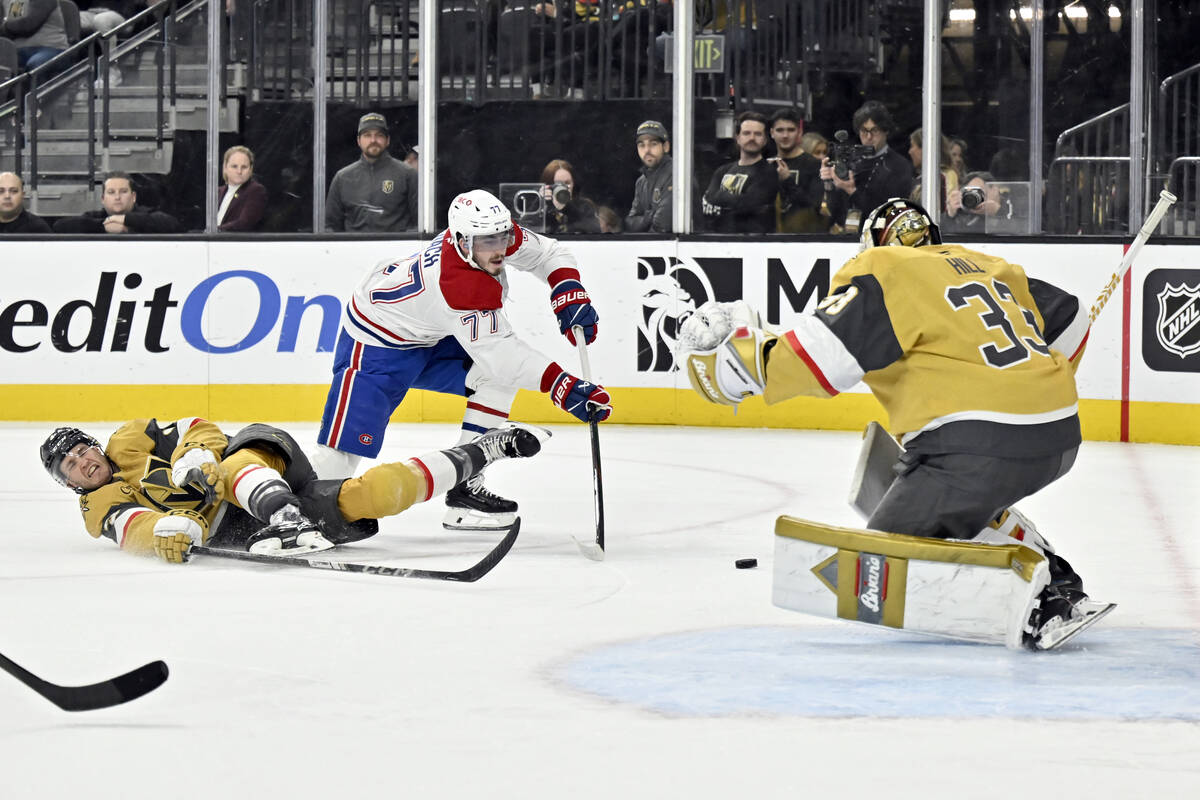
top-left (1044, 156), bottom-right (1129, 235)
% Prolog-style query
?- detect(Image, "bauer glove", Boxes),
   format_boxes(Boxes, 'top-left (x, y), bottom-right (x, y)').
top-left (152, 510), bottom-right (206, 563)
top-left (171, 446), bottom-right (228, 506)
top-left (547, 369), bottom-right (612, 423)
top-left (549, 271), bottom-right (598, 345)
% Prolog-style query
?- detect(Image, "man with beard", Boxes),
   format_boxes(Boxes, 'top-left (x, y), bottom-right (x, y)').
top-left (325, 112), bottom-right (418, 232)
top-left (701, 111), bottom-right (777, 233)
top-left (624, 120), bottom-right (674, 233)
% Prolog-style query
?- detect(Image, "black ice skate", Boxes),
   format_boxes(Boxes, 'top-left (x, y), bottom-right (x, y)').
top-left (245, 506), bottom-right (336, 556)
top-left (1025, 591), bottom-right (1117, 651)
top-left (443, 474), bottom-right (518, 531)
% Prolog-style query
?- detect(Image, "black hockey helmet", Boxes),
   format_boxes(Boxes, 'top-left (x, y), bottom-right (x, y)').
top-left (40, 427), bottom-right (103, 492)
top-left (860, 197), bottom-right (942, 249)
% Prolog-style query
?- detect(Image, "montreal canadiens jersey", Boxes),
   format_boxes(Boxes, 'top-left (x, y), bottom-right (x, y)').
top-left (766, 244), bottom-right (1090, 448)
top-left (343, 224), bottom-right (579, 391)
top-left (78, 418), bottom-right (227, 555)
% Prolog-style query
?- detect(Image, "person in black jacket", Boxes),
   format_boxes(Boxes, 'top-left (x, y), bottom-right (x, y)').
top-left (770, 108), bottom-right (826, 233)
top-left (0, 172), bottom-right (52, 233)
top-left (624, 119), bottom-right (673, 233)
top-left (820, 100), bottom-right (914, 234)
top-left (702, 111), bottom-right (777, 233)
top-left (53, 171), bottom-right (180, 234)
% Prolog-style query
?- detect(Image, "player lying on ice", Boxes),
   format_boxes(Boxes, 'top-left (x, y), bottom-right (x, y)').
top-left (679, 197), bottom-right (1114, 651)
top-left (40, 417), bottom-right (546, 564)
top-left (312, 188), bottom-right (611, 532)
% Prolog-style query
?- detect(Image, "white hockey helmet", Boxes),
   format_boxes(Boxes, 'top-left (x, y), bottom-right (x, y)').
top-left (447, 189), bottom-right (515, 265)
top-left (860, 197), bottom-right (941, 250)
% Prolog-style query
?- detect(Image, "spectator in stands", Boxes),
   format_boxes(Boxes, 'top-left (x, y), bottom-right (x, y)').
top-left (624, 119), bottom-right (673, 233)
top-left (539, 158), bottom-right (601, 234)
top-left (942, 170), bottom-right (1013, 235)
top-left (702, 110), bottom-right (777, 233)
top-left (908, 127), bottom-right (958, 211)
top-left (1, 0), bottom-right (70, 72)
top-left (949, 136), bottom-right (969, 183)
top-left (404, 145), bottom-right (418, 169)
top-left (78, 0), bottom-right (140, 35)
top-left (53, 171), bottom-right (181, 233)
top-left (819, 100), bottom-right (913, 233)
top-left (0, 171), bottom-right (52, 233)
top-left (800, 130), bottom-right (827, 162)
top-left (596, 204), bottom-right (622, 233)
top-left (770, 108), bottom-right (825, 233)
top-left (217, 145), bottom-right (267, 232)
top-left (325, 112), bottom-right (417, 233)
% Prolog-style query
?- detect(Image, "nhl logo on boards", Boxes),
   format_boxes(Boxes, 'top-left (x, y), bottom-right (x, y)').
top-left (1155, 283), bottom-right (1200, 358)
top-left (1142, 269), bottom-right (1200, 372)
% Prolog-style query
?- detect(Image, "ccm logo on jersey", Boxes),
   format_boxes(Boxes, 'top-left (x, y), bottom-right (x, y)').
top-left (550, 289), bottom-right (590, 311)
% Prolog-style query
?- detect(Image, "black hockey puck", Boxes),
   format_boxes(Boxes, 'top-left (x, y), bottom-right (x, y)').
top-left (735, 558), bottom-right (758, 569)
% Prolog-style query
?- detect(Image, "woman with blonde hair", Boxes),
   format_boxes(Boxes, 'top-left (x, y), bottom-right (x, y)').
top-left (217, 145), bottom-right (268, 232)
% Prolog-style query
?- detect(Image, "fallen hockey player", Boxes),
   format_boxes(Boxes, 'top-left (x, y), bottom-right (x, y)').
top-left (679, 197), bottom-right (1114, 650)
top-left (40, 417), bottom-right (545, 564)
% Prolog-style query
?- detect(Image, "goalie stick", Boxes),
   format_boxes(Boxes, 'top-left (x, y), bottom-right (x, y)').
top-left (1, 652), bottom-right (168, 712)
top-left (1089, 188), bottom-right (1177, 323)
top-left (191, 517), bottom-right (520, 582)
top-left (572, 325), bottom-right (606, 561)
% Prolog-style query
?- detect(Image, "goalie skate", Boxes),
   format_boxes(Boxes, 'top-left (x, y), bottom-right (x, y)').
top-left (1028, 598), bottom-right (1117, 651)
top-left (245, 520), bottom-right (336, 556)
top-left (443, 474), bottom-right (517, 531)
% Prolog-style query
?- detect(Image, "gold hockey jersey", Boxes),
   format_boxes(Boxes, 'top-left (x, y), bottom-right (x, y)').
top-left (765, 244), bottom-right (1090, 446)
top-left (78, 418), bottom-right (229, 556)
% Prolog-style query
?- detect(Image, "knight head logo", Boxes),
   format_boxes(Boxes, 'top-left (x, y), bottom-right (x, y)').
top-left (1155, 282), bottom-right (1200, 358)
top-left (382, 180), bottom-right (395, 195)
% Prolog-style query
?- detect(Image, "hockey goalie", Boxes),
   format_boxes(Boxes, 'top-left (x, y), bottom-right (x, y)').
top-left (679, 198), bottom-right (1114, 651)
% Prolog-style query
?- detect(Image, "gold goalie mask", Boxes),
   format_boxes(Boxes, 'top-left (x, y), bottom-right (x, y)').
top-left (859, 197), bottom-right (941, 250)
top-left (679, 301), bottom-right (776, 405)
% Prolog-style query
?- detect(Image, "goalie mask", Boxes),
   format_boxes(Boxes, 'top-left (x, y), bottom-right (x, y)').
top-left (447, 189), bottom-right (516, 268)
top-left (40, 427), bottom-right (110, 494)
top-left (860, 198), bottom-right (941, 250)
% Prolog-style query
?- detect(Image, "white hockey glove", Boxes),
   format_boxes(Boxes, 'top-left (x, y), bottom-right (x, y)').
top-left (679, 301), bottom-right (774, 406)
top-left (171, 446), bottom-right (228, 506)
top-left (152, 510), bottom-right (205, 564)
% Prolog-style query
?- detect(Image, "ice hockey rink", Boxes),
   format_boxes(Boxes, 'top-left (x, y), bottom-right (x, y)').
top-left (2, 420), bottom-right (1198, 798)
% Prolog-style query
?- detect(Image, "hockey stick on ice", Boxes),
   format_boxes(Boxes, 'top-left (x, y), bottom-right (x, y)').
top-left (192, 517), bottom-right (520, 582)
top-left (1088, 189), bottom-right (1177, 323)
top-left (0, 652), bottom-right (168, 712)
top-left (572, 325), bottom-right (606, 561)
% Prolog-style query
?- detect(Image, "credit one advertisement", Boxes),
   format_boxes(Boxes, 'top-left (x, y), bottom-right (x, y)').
top-left (0, 238), bottom-right (1197, 405)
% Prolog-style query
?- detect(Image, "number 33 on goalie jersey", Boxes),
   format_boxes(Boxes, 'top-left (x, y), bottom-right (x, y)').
top-left (767, 244), bottom-right (1090, 441)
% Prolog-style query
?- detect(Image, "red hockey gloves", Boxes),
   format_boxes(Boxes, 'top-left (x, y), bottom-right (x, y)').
top-left (546, 369), bottom-right (612, 423)
top-left (549, 270), bottom-right (598, 345)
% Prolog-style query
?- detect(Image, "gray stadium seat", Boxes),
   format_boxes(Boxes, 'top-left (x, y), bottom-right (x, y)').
top-left (59, 0), bottom-right (82, 45)
top-left (0, 37), bottom-right (18, 101)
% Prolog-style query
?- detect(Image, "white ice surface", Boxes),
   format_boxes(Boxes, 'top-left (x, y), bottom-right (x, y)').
top-left (2, 422), bottom-right (1198, 799)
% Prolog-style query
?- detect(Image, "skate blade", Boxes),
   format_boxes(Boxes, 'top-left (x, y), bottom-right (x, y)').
top-left (248, 532), bottom-right (336, 556)
top-left (1036, 602), bottom-right (1117, 651)
top-left (442, 507), bottom-right (517, 531)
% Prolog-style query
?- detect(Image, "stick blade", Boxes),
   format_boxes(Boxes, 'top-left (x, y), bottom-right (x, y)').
top-left (574, 537), bottom-right (605, 561)
top-left (49, 660), bottom-right (169, 712)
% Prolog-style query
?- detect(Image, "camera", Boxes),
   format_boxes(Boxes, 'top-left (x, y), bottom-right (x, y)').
top-left (827, 129), bottom-right (876, 181)
top-left (961, 186), bottom-right (987, 210)
top-left (550, 182), bottom-right (572, 206)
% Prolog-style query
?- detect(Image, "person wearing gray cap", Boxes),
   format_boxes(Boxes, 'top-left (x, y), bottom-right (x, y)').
top-left (624, 120), bottom-right (674, 233)
top-left (325, 112), bottom-right (418, 233)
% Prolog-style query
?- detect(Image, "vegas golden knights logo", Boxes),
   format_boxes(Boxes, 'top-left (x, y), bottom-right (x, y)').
top-left (720, 173), bottom-right (749, 195)
top-left (382, 180), bottom-right (395, 194)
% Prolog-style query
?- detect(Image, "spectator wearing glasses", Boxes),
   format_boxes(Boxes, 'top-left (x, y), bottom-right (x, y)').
top-left (819, 100), bottom-right (913, 233)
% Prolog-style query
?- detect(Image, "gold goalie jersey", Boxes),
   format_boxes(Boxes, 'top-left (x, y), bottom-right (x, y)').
top-left (78, 418), bottom-right (229, 556)
top-left (765, 244), bottom-right (1090, 448)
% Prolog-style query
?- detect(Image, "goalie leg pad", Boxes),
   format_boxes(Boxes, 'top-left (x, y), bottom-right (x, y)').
top-left (773, 515), bottom-right (1050, 650)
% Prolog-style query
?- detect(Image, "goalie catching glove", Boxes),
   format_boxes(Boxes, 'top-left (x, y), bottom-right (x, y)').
top-left (152, 509), bottom-right (207, 563)
top-left (679, 301), bottom-right (775, 406)
top-left (549, 270), bottom-right (599, 346)
top-left (544, 366), bottom-right (612, 422)
top-left (171, 445), bottom-right (228, 506)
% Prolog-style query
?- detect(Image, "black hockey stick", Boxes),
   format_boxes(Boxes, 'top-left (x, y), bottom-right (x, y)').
top-left (572, 325), bottom-right (606, 561)
top-left (191, 517), bottom-right (520, 582)
top-left (0, 652), bottom-right (168, 712)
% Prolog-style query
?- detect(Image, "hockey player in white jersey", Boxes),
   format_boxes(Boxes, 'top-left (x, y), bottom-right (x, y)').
top-left (313, 189), bottom-right (611, 530)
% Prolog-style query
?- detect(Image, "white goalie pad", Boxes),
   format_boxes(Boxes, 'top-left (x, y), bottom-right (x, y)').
top-left (772, 516), bottom-right (1051, 650)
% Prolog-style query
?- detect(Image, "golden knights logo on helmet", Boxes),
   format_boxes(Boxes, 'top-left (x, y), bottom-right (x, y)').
top-left (860, 198), bottom-right (941, 250)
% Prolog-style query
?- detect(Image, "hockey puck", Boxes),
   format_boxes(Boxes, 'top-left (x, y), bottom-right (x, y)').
top-left (735, 558), bottom-right (758, 569)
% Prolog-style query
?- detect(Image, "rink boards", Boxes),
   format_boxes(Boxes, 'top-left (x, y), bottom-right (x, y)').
top-left (1, 237), bottom-right (1198, 444)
